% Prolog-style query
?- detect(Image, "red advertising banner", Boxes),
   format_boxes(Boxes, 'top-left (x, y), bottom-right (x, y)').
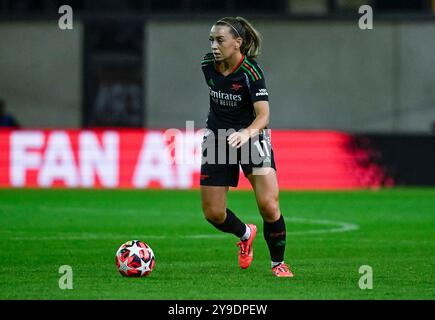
top-left (0, 129), bottom-right (393, 189)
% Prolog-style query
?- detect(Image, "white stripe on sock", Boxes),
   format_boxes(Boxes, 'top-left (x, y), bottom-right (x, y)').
top-left (240, 224), bottom-right (251, 241)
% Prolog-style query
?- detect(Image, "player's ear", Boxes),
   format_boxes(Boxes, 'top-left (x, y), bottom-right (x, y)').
top-left (235, 37), bottom-right (243, 50)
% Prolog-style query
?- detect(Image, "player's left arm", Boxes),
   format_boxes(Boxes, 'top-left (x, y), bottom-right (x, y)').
top-left (228, 101), bottom-right (269, 148)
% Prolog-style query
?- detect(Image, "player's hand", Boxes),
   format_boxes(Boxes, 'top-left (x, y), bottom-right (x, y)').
top-left (228, 130), bottom-right (250, 148)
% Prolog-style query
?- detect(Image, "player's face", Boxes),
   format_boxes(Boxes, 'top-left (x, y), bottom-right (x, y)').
top-left (209, 25), bottom-right (242, 62)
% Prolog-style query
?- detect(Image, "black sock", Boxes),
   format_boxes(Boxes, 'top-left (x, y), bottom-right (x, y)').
top-left (263, 215), bottom-right (286, 263)
top-left (207, 208), bottom-right (246, 238)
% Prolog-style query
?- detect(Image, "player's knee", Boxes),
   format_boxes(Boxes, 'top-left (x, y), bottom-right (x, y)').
top-left (202, 205), bottom-right (226, 225)
top-left (258, 198), bottom-right (280, 222)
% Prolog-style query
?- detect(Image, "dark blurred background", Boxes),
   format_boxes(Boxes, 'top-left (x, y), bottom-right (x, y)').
top-left (0, 0), bottom-right (432, 14)
top-left (0, 0), bottom-right (434, 131)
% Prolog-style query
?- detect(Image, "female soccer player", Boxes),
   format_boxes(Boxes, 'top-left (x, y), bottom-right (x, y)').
top-left (200, 16), bottom-right (293, 277)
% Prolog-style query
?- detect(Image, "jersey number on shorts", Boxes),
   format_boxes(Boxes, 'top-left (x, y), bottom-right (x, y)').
top-left (253, 140), bottom-right (270, 157)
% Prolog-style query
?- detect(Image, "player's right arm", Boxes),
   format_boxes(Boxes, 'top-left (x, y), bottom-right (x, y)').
top-left (201, 53), bottom-right (215, 72)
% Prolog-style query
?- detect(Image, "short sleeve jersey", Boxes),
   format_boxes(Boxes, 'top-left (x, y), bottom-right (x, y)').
top-left (201, 53), bottom-right (269, 133)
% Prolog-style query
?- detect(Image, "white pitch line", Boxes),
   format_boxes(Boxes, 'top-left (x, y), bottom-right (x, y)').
top-left (1, 217), bottom-right (359, 240)
top-left (284, 217), bottom-right (359, 235)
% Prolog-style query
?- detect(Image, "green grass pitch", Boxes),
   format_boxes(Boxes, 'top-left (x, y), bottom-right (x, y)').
top-left (0, 188), bottom-right (434, 299)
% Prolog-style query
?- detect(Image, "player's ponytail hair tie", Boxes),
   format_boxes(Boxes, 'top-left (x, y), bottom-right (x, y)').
top-left (215, 17), bottom-right (262, 58)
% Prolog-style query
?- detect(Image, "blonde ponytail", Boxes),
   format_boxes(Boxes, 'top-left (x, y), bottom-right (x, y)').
top-left (236, 17), bottom-right (261, 58)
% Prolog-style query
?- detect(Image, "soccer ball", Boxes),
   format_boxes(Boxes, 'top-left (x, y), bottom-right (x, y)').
top-left (115, 240), bottom-right (155, 277)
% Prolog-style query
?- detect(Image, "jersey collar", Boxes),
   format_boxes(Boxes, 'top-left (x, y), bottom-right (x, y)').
top-left (216, 54), bottom-right (245, 77)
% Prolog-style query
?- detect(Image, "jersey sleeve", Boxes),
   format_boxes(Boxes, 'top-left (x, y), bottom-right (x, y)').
top-left (244, 61), bottom-right (269, 102)
top-left (201, 53), bottom-right (215, 84)
top-left (201, 53), bottom-right (215, 69)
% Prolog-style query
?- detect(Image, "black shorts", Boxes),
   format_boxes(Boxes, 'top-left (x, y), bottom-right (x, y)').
top-left (200, 129), bottom-right (277, 187)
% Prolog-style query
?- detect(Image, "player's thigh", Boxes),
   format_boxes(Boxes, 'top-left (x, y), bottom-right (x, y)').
top-left (200, 186), bottom-right (229, 221)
